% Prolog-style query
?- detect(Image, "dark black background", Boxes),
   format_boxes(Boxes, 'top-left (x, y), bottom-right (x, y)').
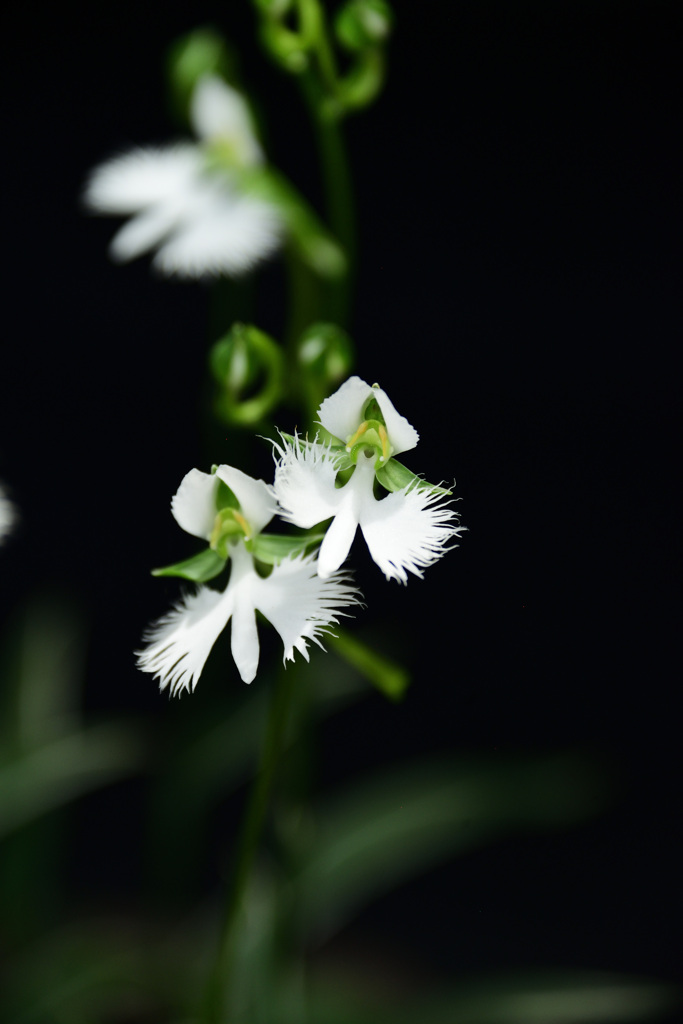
top-left (2, 0), bottom-right (681, 1001)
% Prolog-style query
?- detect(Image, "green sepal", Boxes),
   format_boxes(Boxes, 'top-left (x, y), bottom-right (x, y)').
top-left (151, 548), bottom-right (227, 582)
top-left (376, 459), bottom-right (452, 496)
top-left (248, 531), bottom-right (326, 565)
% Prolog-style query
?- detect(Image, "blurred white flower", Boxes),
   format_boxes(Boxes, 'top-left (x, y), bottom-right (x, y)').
top-left (273, 376), bottom-right (465, 583)
top-left (0, 484), bottom-right (16, 545)
top-left (84, 75), bottom-right (283, 278)
top-left (137, 465), bottom-right (359, 694)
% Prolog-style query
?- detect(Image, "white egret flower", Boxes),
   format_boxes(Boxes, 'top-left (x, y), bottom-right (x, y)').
top-left (273, 376), bottom-right (465, 584)
top-left (0, 484), bottom-right (16, 545)
top-left (137, 464), bottom-right (359, 694)
top-left (84, 75), bottom-right (283, 278)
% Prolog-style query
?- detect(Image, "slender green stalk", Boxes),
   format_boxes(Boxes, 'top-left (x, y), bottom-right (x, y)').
top-left (201, 667), bottom-right (295, 1024)
top-left (300, 72), bottom-right (356, 328)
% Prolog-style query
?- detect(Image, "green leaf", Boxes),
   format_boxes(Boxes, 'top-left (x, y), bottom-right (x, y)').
top-left (250, 531), bottom-right (326, 565)
top-left (300, 972), bottom-right (678, 1024)
top-left (0, 723), bottom-right (145, 839)
top-left (151, 548), bottom-right (227, 582)
top-left (376, 458), bottom-right (451, 496)
top-left (294, 754), bottom-right (609, 939)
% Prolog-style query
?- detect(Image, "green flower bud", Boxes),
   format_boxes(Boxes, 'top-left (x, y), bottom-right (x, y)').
top-left (210, 323), bottom-right (285, 426)
top-left (335, 0), bottom-right (393, 51)
top-left (298, 322), bottom-right (354, 386)
top-left (259, 19), bottom-right (309, 73)
top-left (167, 27), bottom-right (235, 123)
top-left (252, 0), bottom-right (293, 16)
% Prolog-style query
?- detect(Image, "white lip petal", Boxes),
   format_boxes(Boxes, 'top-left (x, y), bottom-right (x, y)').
top-left (373, 387), bottom-right (420, 456)
top-left (317, 504), bottom-right (359, 578)
top-left (272, 436), bottom-right (342, 529)
top-left (136, 584), bottom-right (235, 696)
top-left (215, 465), bottom-right (278, 537)
top-left (359, 486), bottom-right (465, 584)
top-left (84, 145), bottom-right (201, 213)
top-left (108, 205), bottom-right (181, 262)
top-left (190, 75), bottom-right (263, 165)
top-left (171, 468), bottom-right (219, 539)
top-left (317, 376), bottom-right (372, 441)
top-left (252, 554), bottom-right (361, 664)
top-left (229, 586), bottom-right (260, 683)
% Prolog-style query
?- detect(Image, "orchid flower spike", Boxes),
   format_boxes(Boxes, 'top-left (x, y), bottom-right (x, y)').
top-left (137, 464), bottom-right (360, 695)
top-left (84, 75), bottom-right (283, 278)
top-left (273, 376), bottom-right (466, 584)
top-left (0, 483), bottom-right (16, 545)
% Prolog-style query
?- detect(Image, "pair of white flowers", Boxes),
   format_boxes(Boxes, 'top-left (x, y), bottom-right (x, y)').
top-left (138, 377), bottom-right (465, 695)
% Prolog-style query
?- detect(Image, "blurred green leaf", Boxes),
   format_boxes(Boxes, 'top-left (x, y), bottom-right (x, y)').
top-left (294, 754), bottom-right (609, 939)
top-left (0, 723), bottom-right (145, 838)
top-left (0, 595), bottom-right (85, 751)
top-left (295, 971), bottom-right (679, 1024)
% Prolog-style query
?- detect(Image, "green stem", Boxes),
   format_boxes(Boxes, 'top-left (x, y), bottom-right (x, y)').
top-left (300, 73), bottom-right (356, 328)
top-left (201, 667), bottom-right (295, 1024)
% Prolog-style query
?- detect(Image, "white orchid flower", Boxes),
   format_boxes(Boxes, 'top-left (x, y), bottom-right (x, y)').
top-left (84, 75), bottom-right (283, 278)
top-left (0, 483), bottom-right (16, 545)
top-left (273, 376), bottom-right (465, 584)
top-left (137, 464), bottom-right (359, 695)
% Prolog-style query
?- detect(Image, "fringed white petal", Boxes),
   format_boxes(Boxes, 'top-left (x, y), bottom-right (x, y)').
top-left (0, 484), bottom-right (16, 545)
top-left (272, 435), bottom-right (344, 528)
top-left (84, 145), bottom-right (201, 213)
top-left (171, 468), bottom-right (219, 539)
top-left (190, 75), bottom-right (263, 166)
top-left (252, 554), bottom-right (361, 665)
top-left (136, 584), bottom-right (235, 696)
top-left (317, 376), bottom-right (373, 442)
top-left (359, 485), bottom-right (466, 584)
top-left (317, 376), bottom-right (419, 455)
top-left (215, 465), bottom-right (277, 537)
top-left (152, 186), bottom-right (283, 278)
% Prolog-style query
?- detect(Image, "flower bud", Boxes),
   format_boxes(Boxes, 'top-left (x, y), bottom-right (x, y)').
top-left (166, 28), bottom-right (235, 123)
top-left (334, 0), bottom-right (393, 51)
top-left (209, 323), bottom-right (284, 426)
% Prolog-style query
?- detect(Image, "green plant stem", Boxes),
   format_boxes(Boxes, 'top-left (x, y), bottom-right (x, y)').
top-left (300, 71), bottom-right (356, 328)
top-left (201, 667), bottom-right (295, 1024)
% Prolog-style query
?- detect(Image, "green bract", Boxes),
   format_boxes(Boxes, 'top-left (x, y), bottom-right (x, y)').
top-left (152, 548), bottom-right (227, 583)
top-left (248, 531), bottom-right (326, 565)
top-left (376, 459), bottom-right (452, 497)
